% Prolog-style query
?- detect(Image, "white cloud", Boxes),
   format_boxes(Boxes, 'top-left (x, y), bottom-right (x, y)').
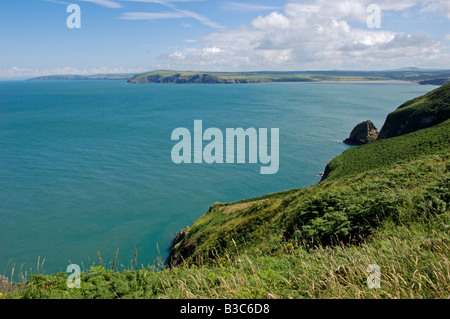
top-left (121, 0), bottom-right (206, 3)
top-left (202, 47), bottom-right (222, 55)
top-left (42, 0), bottom-right (71, 5)
top-left (119, 9), bottom-right (223, 28)
top-left (220, 2), bottom-right (283, 13)
top-left (173, 8), bottom-right (224, 29)
top-left (421, 0), bottom-right (450, 18)
top-left (160, 0), bottom-right (450, 70)
top-left (78, 0), bottom-right (122, 8)
top-left (119, 0), bottom-right (224, 29)
top-left (119, 11), bottom-right (188, 19)
top-left (252, 12), bottom-right (290, 30)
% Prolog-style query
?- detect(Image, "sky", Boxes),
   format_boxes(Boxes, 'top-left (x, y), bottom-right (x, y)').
top-left (1, 0), bottom-right (450, 79)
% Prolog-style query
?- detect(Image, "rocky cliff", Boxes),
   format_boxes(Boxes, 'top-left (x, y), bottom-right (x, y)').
top-left (378, 83), bottom-right (450, 139)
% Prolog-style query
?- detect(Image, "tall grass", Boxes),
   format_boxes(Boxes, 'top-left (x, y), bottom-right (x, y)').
top-left (2, 207), bottom-right (448, 299)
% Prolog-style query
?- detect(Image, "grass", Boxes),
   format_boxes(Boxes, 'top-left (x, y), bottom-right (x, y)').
top-left (378, 83), bottom-right (450, 139)
top-left (2, 203), bottom-right (448, 299)
top-left (169, 150), bottom-right (449, 266)
top-left (322, 118), bottom-right (450, 180)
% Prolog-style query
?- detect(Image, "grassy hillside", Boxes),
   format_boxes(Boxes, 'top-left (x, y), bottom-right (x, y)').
top-left (168, 143), bottom-right (449, 267)
top-left (128, 70), bottom-right (321, 84)
top-left (378, 83), bottom-right (450, 139)
top-left (127, 69), bottom-right (450, 84)
top-left (322, 119), bottom-right (450, 180)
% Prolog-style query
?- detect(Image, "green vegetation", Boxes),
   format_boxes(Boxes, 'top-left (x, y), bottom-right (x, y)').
top-left (2, 83), bottom-right (449, 299)
top-left (169, 152), bottom-right (449, 265)
top-left (127, 69), bottom-right (450, 84)
top-left (378, 83), bottom-right (450, 139)
top-left (322, 119), bottom-right (450, 180)
top-left (323, 84), bottom-right (450, 179)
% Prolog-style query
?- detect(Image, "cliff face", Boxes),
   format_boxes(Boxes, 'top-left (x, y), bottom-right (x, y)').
top-left (167, 226), bottom-right (191, 266)
top-left (128, 72), bottom-right (267, 84)
top-left (378, 83), bottom-right (450, 139)
top-left (143, 73), bottom-right (233, 84)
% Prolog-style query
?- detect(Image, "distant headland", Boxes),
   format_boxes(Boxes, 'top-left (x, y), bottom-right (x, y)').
top-left (27, 68), bottom-right (450, 85)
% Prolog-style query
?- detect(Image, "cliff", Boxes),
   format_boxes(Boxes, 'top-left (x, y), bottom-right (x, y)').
top-left (377, 83), bottom-right (450, 139)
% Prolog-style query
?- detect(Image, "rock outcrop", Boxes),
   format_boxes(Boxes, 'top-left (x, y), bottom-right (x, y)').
top-left (167, 226), bottom-right (191, 267)
top-left (343, 120), bottom-right (379, 145)
top-left (172, 226), bottom-right (189, 246)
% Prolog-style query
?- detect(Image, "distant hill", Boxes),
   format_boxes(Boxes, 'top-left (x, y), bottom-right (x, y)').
top-left (27, 68), bottom-right (450, 84)
top-left (27, 74), bottom-right (134, 81)
top-left (127, 69), bottom-right (450, 84)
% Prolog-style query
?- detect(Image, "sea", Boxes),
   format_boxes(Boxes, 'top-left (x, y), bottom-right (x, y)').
top-left (0, 80), bottom-right (437, 280)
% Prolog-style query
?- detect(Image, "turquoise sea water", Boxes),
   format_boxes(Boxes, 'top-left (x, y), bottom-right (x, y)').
top-left (0, 81), bottom-right (436, 279)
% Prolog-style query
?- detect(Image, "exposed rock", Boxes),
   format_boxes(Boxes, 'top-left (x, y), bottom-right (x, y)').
top-left (343, 120), bottom-right (379, 145)
top-left (144, 73), bottom-right (232, 84)
top-left (167, 226), bottom-right (191, 267)
top-left (172, 226), bottom-right (189, 246)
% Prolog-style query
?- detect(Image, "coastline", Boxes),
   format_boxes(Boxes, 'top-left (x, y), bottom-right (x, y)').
top-left (315, 80), bottom-right (416, 84)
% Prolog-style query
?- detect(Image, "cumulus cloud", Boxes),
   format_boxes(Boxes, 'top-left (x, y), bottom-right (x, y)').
top-left (160, 0), bottom-right (450, 70)
top-left (421, 0), bottom-right (450, 18)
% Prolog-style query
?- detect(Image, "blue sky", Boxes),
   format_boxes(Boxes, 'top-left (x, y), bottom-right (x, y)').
top-left (1, 0), bottom-right (450, 79)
